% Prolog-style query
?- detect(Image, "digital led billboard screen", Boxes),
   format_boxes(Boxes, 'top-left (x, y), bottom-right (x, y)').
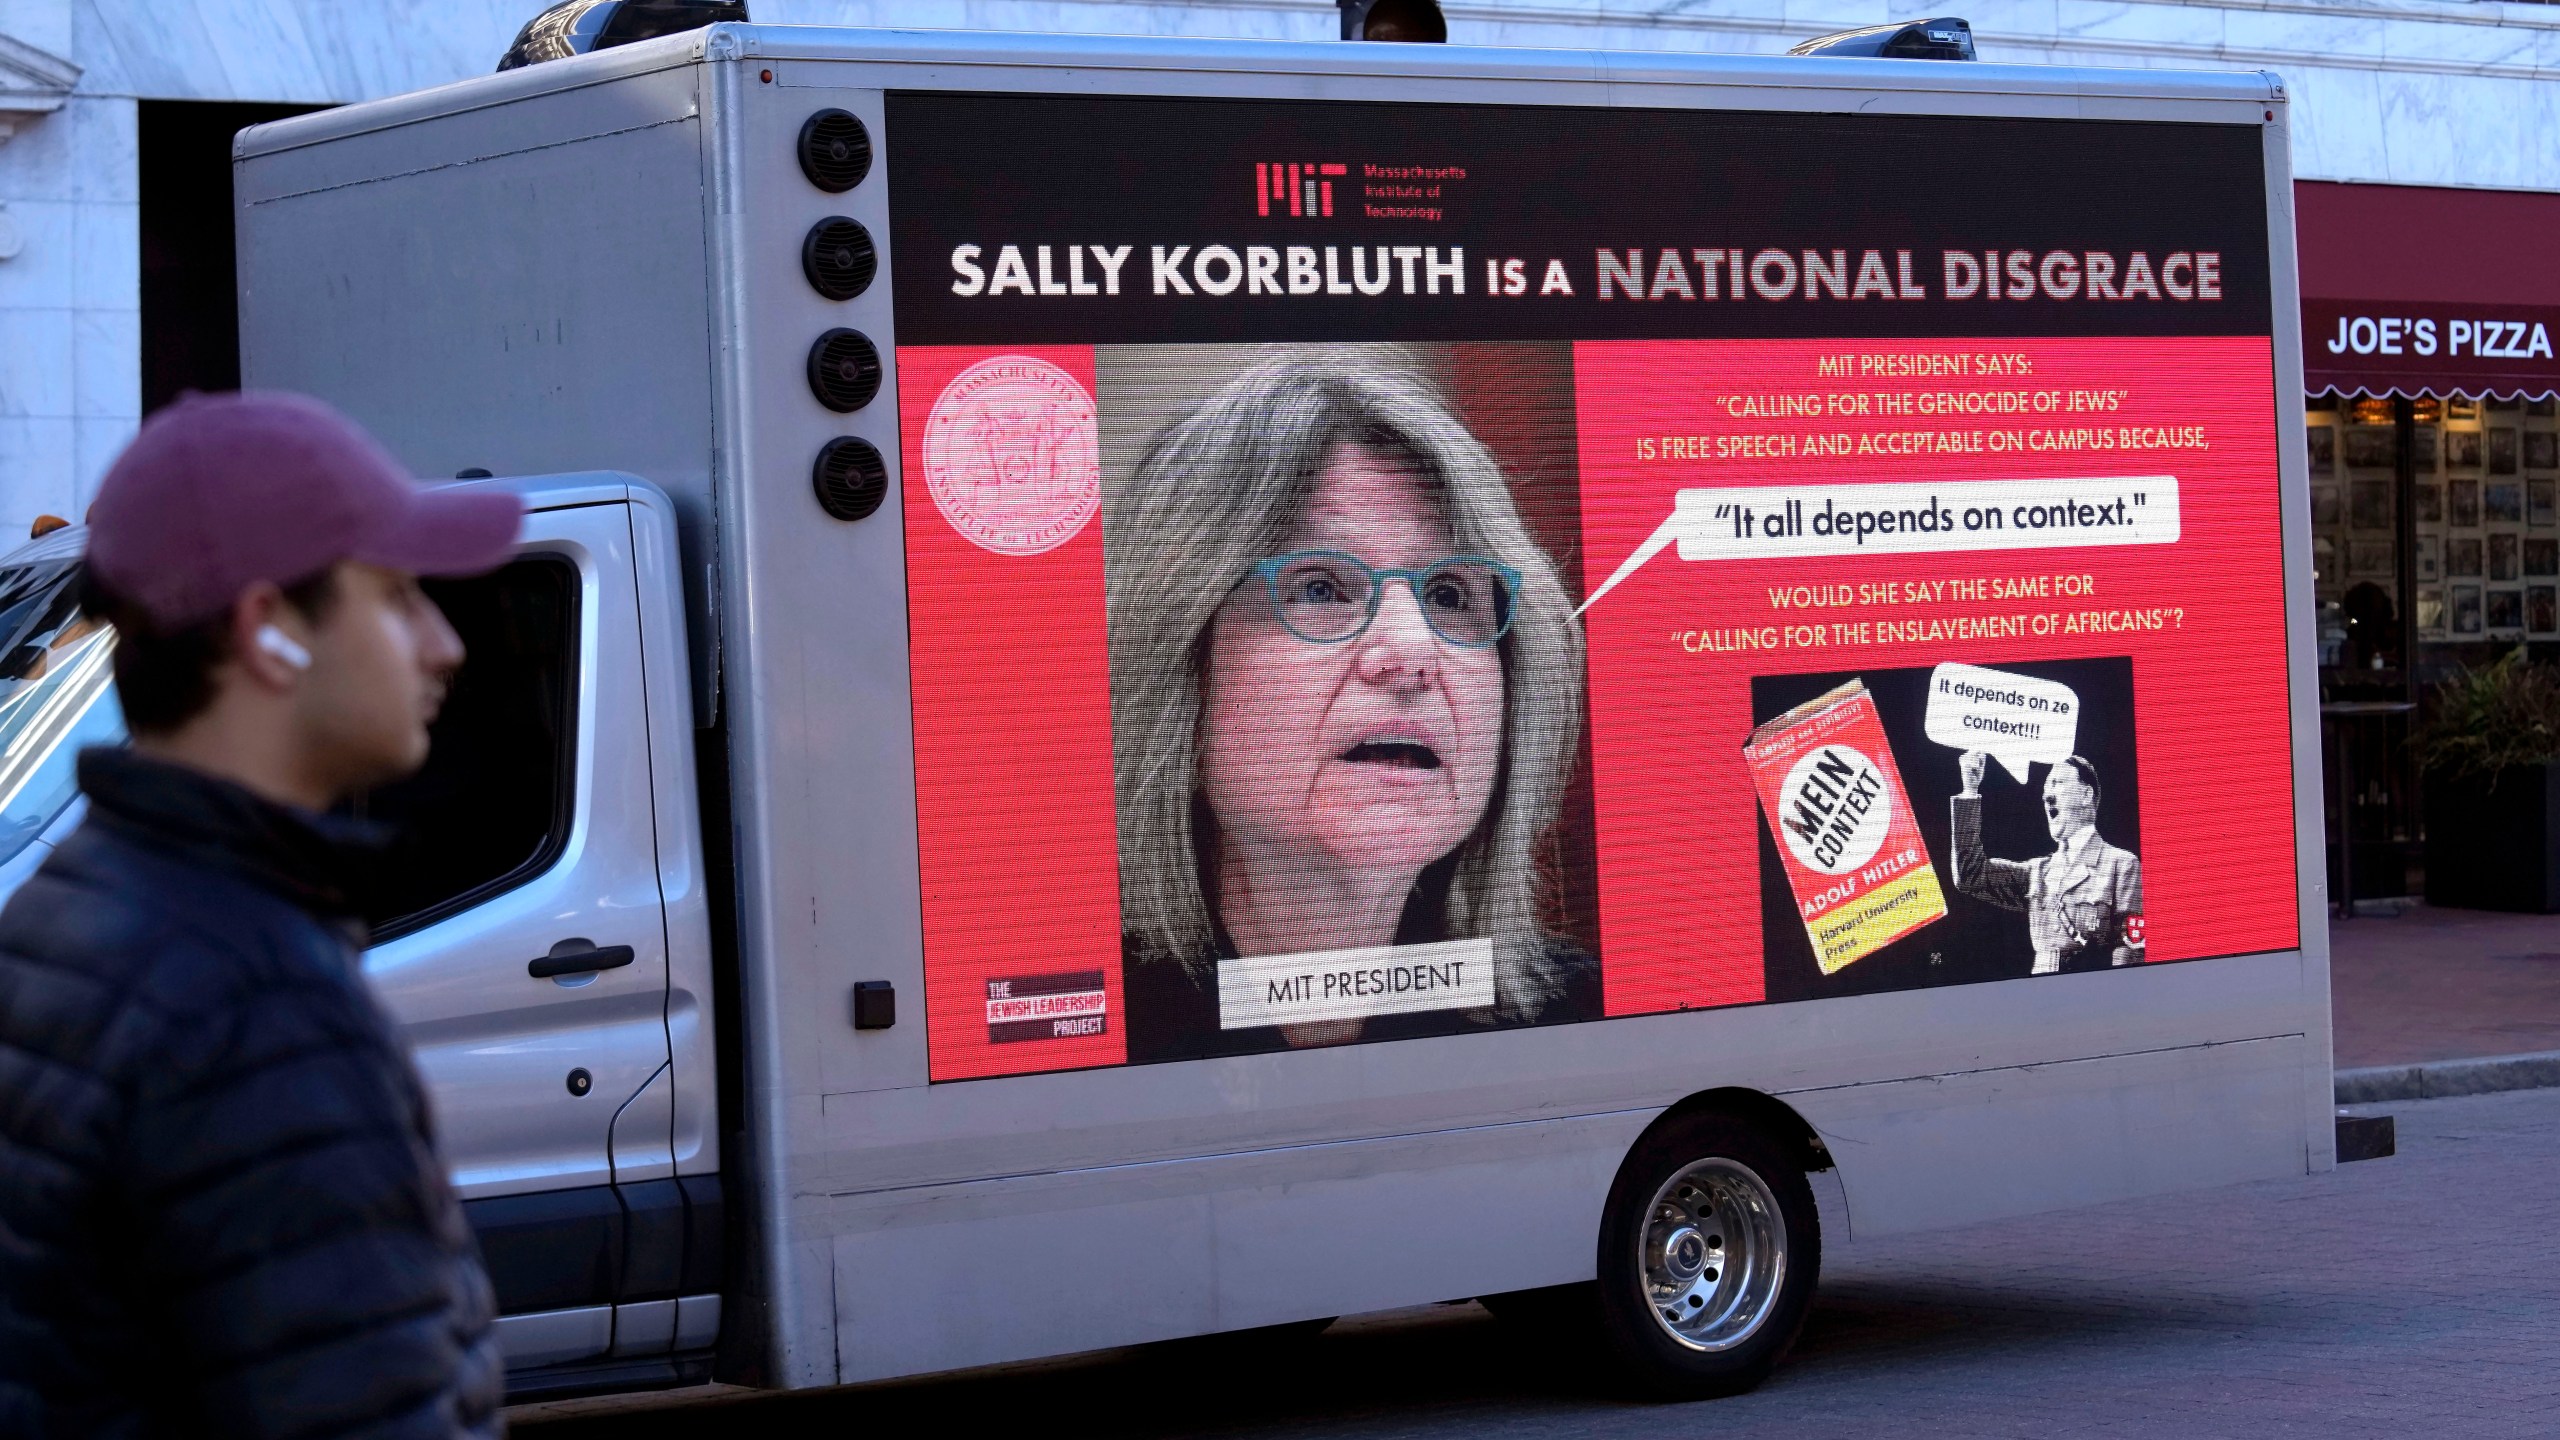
top-left (886, 91), bottom-right (2297, 1080)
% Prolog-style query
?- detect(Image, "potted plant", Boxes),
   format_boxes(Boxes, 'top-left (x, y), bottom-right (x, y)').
top-left (2414, 648), bottom-right (2560, 912)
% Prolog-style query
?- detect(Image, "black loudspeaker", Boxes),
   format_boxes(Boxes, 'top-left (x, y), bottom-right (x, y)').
top-left (805, 328), bottom-right (881, 412)
top-left (850, 979), bottom-right (896, 1029)
top-left (801, 217), bottom-right (876, 300)
top-left (812, 437), bottom-right (887, 521)
top-left (797, 108), bottom-right (871, 192)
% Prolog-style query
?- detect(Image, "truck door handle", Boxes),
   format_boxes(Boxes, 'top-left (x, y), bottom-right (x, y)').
top-left (529, 943), bottom-right (636, 980)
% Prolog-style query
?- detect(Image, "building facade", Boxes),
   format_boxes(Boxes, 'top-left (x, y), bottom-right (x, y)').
top-left (2, 0), bottom-right (2555, 893)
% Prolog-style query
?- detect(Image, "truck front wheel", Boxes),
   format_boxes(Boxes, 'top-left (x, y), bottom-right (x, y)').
top-left (1592, 1112), bottom-right (1821, 1400)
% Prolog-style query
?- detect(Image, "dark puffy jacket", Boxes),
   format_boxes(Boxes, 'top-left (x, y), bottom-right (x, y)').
top-left (0, 750), bottom-right (502, 1439)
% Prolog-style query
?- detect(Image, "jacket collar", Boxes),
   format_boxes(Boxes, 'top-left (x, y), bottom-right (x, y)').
top-left (75, 747), bottom-right (386, 919)
top-left (2051, 825), bottom-right (2105, 868)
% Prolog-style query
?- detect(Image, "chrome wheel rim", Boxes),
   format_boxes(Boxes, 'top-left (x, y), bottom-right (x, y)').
top-left (1638, 1157), bottom-right (1785, 1351)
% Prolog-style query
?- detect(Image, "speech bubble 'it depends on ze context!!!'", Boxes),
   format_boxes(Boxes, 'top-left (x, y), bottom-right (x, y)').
top-left (1924, 662), bottom-right (2080, 783)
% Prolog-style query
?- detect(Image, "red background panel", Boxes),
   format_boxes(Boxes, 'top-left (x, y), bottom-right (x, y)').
top-left (899, 345), bottom-right (1126, 1080)
top-left (1573, 336), bottom-right (2301, 1018)
top-left (898, 335), bottom-right (2306, 1077)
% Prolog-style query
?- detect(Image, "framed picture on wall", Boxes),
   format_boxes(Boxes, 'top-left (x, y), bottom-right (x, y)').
top-left (2534, 480), bottom-right (2556, 527)
top-left (2491, 429), bottom-right (2521, 475)
top-left (2530, 398), bottom-right (2556, 419)
top-left (2489, 587), bottom-right (2526, 635)
top-left (2418, 539), bottom-right (2443, 581)
top-left (2454, 583), bottom-right (2485, 635)
top-left (2529, 432), bottom-right (2558, 472)
top-left (2417, 585), bottom-right (2446, 637)
top-left (2307, 426), bottom-right (2335, 474)
top-left (2312, 485), bottom-right (2341, 527)
top-left (2345, 427), bottom-right (2398, 469)
top-left (2417, 482), bottom-right (2443, 524)
top-left (2412, 426), bottom-right (2438, 469)
top-left (2351, 538), bottom-right (2397, 577)
top-left (2534, 585), bottom-right (2559, 636)
top-left (2528, 537), bottom-right (2559, 577)
top-left (2449, 396), bottom-right (2481, 422)
top-left (2313, 535), bottom-right (2339, 584)
top-left (2490, 398), bottom-right (2523, 413)
top-left (2491, 532), bottom-right (2522, 580)
top-left (2449, 430), bottom-right (2484, 469)
top-left (2449, 537), bottom-right (2485, 577)
top-left (2487, 482), bottom-right (2525, 524)
top-left (2437, 481), bottom-right (2478, 527)
top-left (2452, 479), bottom-right (2482, 528)
top-left (2352, 480), bottom-right (2394, 529)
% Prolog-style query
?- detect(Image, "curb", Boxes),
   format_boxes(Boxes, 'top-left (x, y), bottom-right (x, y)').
top-left (2335, 1049), bottom-right (2560, 1105)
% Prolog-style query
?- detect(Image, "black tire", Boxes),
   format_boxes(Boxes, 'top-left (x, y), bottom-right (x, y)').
top-left (1590, 1111), bottom-right (1820, 1400)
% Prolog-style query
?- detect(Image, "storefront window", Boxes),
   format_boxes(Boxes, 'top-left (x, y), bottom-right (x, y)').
top-left (2409, 395), bottom-right (2560, 655)
top-left (2307, 393), bottom-right (2404, 677)
top-left (2306, 390), bottom-right (2560, 902)
top-left (2308, 393), bottom-right (2560, 669)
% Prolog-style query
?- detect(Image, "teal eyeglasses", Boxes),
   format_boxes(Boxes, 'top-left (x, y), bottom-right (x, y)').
top-left (1249, 550), bottom-right (1521, 648)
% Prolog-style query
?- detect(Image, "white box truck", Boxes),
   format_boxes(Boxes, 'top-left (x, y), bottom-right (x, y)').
top-left (50, 19), bottom-right (2333, 1402)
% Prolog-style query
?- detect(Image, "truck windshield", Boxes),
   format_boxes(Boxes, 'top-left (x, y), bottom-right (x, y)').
top-left (0, 559), bottom-right (125, 867)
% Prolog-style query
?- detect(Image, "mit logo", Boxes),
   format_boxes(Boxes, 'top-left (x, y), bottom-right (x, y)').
top-left (1258, 162), bottom-right (1349, 217)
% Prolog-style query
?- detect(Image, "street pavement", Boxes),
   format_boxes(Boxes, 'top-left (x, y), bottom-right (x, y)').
top-left (515, 1085), bottom-right (2560, 1438)
top-left (2330, 904), bottom-right (2560, 1067)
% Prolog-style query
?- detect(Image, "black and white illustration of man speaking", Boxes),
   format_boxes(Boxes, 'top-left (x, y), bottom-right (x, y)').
top-left (1952, 750), bottom-right (2145, 974)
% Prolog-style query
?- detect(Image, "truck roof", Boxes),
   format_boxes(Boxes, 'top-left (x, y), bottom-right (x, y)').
top-left (233, 21), bottom-right (2286, 161)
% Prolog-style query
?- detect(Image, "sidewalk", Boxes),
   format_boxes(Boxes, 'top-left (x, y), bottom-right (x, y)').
top-left (2330, 903), bottom-right (2560, 1068)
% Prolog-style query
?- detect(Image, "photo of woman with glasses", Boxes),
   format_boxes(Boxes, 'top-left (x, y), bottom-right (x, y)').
top-left (1102, 352), bottom-right (1597, 1063)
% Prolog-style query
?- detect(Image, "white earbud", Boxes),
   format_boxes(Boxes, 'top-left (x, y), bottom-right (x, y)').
top-left (255, 624), bottom-right (312, 672)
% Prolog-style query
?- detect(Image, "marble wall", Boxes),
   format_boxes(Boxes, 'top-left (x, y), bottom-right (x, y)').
top-left (0, 90), bottom-right (135, 529)
top-left (0, 0), bottom-right (2554, 535)
top-left (2, 1), bottom-right (135, 534)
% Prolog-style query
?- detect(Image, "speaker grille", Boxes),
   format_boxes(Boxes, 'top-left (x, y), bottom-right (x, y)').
top-left (797, 109), bottom-right (871, 192)
top-left (806, 328), bottom-right (882, 412)
top-left (812, 437), bottom-right (887, 522)
top-left (801, 218), bottom-right (877, 301)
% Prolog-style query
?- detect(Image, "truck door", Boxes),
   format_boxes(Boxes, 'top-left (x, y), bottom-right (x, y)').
top-left (354, 490), bottom-right (691, 1378)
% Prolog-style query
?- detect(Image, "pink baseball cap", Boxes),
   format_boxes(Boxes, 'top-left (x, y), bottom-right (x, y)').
top-left (87, 391), bottom-right (524, 630)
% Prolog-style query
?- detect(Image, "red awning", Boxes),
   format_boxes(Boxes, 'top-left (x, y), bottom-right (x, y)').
top-left (2296, 180), bottom-right (2560, 400)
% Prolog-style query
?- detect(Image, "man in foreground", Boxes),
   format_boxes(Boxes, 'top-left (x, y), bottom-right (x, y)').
top-left (0, 392), bottom-right (524, 1437)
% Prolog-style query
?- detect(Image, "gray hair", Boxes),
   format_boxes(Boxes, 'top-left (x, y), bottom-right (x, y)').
top-left (1103, 359), bottom-right (1587, 1021)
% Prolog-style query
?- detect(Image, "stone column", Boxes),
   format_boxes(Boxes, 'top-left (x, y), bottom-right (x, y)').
top-left (3, 10), bottom-right (136, 540)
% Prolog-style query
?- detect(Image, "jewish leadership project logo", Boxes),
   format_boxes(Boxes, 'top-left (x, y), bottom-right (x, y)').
top-left (922, 355), bottom-right (1102, 556)
top-left (986, 969), bottom-right (1108, 1043)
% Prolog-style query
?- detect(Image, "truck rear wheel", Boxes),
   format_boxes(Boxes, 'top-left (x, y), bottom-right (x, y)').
top-left (1592, 1112), bottom-right (1820, 1400)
